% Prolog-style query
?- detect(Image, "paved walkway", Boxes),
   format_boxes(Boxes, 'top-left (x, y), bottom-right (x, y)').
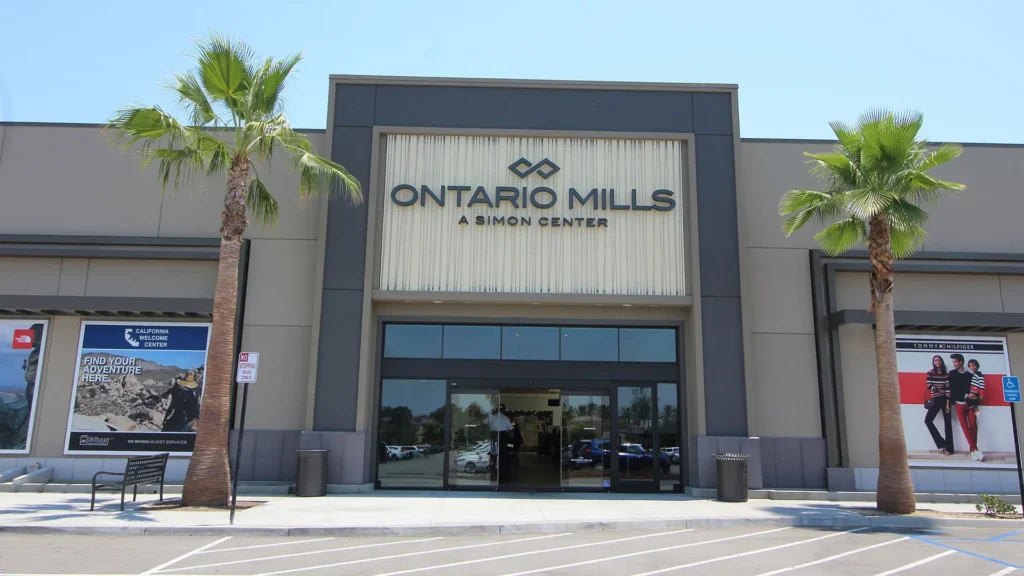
top-left (0, 491), bottom-right (1019, 535)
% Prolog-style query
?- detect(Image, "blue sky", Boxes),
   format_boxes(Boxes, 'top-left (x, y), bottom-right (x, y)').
top-left (1, 1), bottom-right (1020, 142)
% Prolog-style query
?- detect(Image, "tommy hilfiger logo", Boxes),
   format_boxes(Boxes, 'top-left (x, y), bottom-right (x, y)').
top-left (508, 157), bottom-right (560, 179)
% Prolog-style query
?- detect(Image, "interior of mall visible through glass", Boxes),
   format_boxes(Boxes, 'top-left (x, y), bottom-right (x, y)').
top-left (376, 325), bottom-right (681, 492)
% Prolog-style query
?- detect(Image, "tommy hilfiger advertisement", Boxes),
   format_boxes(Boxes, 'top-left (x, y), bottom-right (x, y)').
top-left (0, 320), bottom-right (47, 453)
top-left (898, 334), bottom-right (1017, 469)
top-left (65, 321), bottom-right (211, 455)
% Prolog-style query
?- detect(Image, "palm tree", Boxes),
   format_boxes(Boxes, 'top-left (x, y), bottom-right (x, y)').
top-left (108, 35), bottom-right (362, 506)
top-left (779, 110), bottom-right (963, 514)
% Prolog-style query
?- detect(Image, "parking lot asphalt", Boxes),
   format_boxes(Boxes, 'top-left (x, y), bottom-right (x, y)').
top-left (2, 526), bottom-right (1023, 575)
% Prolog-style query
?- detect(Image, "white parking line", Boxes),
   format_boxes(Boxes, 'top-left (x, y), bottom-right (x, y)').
top-left (253, 533), bottom-right (573, 576)
top-left (156, 537), bottom-right (444, 573)
top-left (629, 528), bottom-right (867, 576)
top-left (195, 537), bottom-right (335, 554)
top-left (987, 568), bottom-right (1016, 576)
top-left (500, 527), bottom-right (793, 576)
top-left (872, 550), bottom-right (957, 575)
top-left (373, 528), bottom-right (696, 576)
top-left (755, 536), bottom-right (909, 576)
top-left (141, 536), bottom-right (231, 575)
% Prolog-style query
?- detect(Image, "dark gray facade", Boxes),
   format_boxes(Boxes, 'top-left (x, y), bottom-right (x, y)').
top-left (317, 78), bottom-right (748, 449)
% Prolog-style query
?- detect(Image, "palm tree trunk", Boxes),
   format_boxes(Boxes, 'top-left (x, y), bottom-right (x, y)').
top-left (181, 156), bottom-right (249, 507)
top-left (869, 217), bottom-right (916, 514)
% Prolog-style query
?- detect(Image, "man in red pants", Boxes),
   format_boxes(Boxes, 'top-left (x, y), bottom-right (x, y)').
top-left (949, 353), bottom-right (984, 461)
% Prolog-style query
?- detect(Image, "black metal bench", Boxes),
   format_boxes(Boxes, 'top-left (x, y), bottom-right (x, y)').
top-left (91, 453), bottom-right (169, 511)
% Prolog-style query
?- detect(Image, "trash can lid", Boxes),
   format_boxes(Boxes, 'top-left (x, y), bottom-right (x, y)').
top-left (713, 453), bottom-right (750, 460)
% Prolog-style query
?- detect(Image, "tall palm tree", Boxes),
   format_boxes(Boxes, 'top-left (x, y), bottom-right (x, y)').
top-left (109, 35), bottom-right (362, 506)
top-left (779, 110), bottom-right (963, 514)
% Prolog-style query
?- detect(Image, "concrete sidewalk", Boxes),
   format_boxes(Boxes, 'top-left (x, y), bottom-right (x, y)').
top-left (1, 491), bottom-right (1021, 535)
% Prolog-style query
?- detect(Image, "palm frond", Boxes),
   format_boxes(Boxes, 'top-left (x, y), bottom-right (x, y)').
top-left (170, 72), bottom-right (219, 127)
top-left (805, 151), bottom-right (859, 189)
top-left (247, 175), bottom-right (280, 226)
top-left (918, 142), bottom-right (963, 172)
top-left (813, 217), bottom-right (867, 256)
top-left (247, 53), bottom-right (301, 119)
top-left (885, 199), bottom-right (929, 230)
top-left (778, 189), bottom-right (841, 235)
top-left (829, 121), bottom-right (862, 159)
top-left (151, 147), bottom-right (206, 192)
top-left (275, 132), bottom-right (363, 201)
top-left (108, 106), bottom-right (192, 152)
top-left (889, 224), bottom-right (927, 259)
top-left (836, 187), bottom-right (895, 219)
top-left (242, 114), bottom-right (290, 163)
top-left (194, 32), bottom-right (255, 118)
top-left (859, 109), bottom-right (924, 182)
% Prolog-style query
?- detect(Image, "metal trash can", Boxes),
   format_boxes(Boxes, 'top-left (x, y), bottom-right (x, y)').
top-left (714, 453), bottom-right (749, 502)
top-left (295, 449), bottom-right (329, 497)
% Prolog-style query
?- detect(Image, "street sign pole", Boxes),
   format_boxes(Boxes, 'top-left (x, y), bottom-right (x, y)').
top-left (1003, 376), bottom-right (1023, 518)
top-left (230, 381), bottom-right (247, 524)
top-left (1010, 406), bottom-right (1024, 518)
top-left (230, 352), bottom-right (259, 525)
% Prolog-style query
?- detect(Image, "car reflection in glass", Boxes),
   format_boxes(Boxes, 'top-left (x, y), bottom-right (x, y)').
top-left (562, 440), bottom-right (670, 474)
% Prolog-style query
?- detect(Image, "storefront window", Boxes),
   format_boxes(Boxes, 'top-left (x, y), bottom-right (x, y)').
top-left (657, 382), bottom-right (681, 491)
top-left (442, 325), bottom-right (501, 359)
top-left (561, 328), bottom-right (618, 361)
top-left (377, 379), bottom-right (446, 488)
top-left (620, 329), bottom-right (676, 362)
top-left (616, 386), bottom-right (655, 480)
top-left (383, 325), bottom-right (442, 358)
top-left (501, 327), bottom-right (559, 360)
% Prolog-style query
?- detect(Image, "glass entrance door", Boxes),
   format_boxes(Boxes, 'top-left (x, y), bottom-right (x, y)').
top-left (561, 391), bottom-right (611, 489)
top-left (448, 389), bottom-right (499, 488)
top-left (613, 385), bottom-right (663, 492)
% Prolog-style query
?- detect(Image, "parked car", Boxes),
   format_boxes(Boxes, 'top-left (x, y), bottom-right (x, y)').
top-left (565, 440), bottom-right (670, 474)
top-left (619, 443), bottom-right (671, 474)
top-left (398, 446), bottom-right (423, 459)
top-left (455, 451), bottom-right (490, 474)
top-left (661, 447), bottom-right (680, 464)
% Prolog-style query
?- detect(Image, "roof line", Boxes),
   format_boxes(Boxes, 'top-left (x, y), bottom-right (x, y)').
top-left (0, 121), bottom-right (326, 133)
top-left (742, 137), bottom-right (1024, 148)
top-left (329, 74), bottom-right (738, 92)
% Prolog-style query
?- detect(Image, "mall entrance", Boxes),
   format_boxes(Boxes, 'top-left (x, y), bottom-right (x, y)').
top-left (446, 380), bottom-right (681, 493)
top-left (374, 323), bottom-right (684, 493)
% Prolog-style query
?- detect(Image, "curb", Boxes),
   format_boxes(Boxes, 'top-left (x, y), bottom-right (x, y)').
top-left (3, 515), bottom-right (1023, 536)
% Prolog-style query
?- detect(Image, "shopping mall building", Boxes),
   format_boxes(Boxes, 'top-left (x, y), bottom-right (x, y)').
top-left (2, 76), bottom-right (1024, 496)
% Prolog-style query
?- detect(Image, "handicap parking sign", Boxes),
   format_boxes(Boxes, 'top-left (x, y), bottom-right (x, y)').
top-left (1004, 376), bottom-right (1021, 403)
top-left (602, 479), bottom-right (611, 488)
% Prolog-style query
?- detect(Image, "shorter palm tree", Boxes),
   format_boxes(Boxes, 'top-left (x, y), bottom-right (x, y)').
top-left (109, 34), bottom-right (362, 506)
top-left (778, 110), bottom-right (963, 513)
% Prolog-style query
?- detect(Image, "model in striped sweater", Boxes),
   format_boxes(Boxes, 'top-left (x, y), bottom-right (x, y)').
top-left (924, 355), bottom-right (954, 455)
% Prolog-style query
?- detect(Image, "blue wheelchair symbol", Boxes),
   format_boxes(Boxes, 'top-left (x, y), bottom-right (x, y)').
top-left (1004, 376), bottom-right (1021, 402)
top-left (602, 479), bottom-right (611, 488)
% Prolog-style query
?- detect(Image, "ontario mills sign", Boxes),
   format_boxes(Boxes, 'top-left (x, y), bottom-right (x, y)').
top-left (389, 156), bottom-right (678, 229)
top-left (379, 135), bottom-right (687, 294)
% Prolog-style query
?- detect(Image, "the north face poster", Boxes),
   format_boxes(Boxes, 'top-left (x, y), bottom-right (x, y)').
top-left (65, 321), bottom-right (211, 455)
top-left (898, 334), bottom-right (1017, 469)
top-left (0, 320), bottom-right (47, 453)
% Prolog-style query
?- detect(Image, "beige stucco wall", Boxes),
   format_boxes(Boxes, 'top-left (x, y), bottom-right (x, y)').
top-left (835, 272), bottom-right (1005, 313)
top-left (737, 139), bottom-right (1024, 443)
top-left (1, 124), bottom-right (327, 438)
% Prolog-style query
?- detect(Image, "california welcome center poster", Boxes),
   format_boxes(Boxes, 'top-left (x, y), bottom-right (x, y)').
top-left (0, 320), bottom-right (47, 453)
top-left (898, 334), bottom-right (1017, 468)
top-left (65, 321), bottom-right (211, 455)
